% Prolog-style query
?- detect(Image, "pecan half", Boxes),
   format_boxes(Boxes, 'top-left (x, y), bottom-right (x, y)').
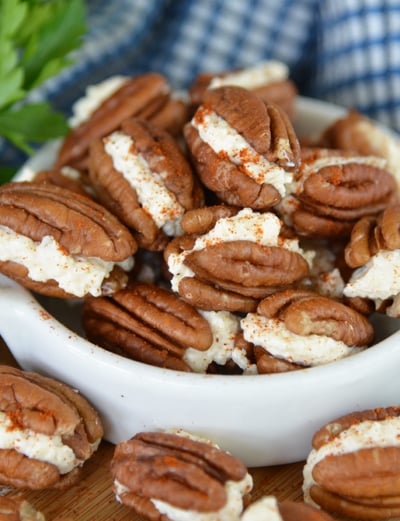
top-left (55, 73), bottom-right (173, 171)
top-left (0, 365), bottom-right (103, 490)
top-left (184, 241), bottom-right (309, 293)
top-left (82, 282), bottom-right (213, 371)
top-left (287, 148), bottom-right (398, 239)
top-left (241, 289), bottom-right (374, 370)
top-left (303, 406), bottom-right (400, 519)
top-left (88, 117), bottom-right (203, 250)
top-left (0, 181), bottom-right (136, 297)
top-left (110, 430), bottom-right (251, 518)
top-left (184, 86), bottom-right (300, 210)
top-left (345, 205), bottom-right (400, 268)
top-left (257, 289), bottom-right (374, 346)
top-left (0, 495), bottom-right (46, 521)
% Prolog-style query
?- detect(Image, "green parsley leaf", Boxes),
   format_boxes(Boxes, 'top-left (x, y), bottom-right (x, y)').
top-left (22, 0), bottom-right (87, 89)
top-left (0, 102), bottom-right (69, 146)
top-left (0, 165), bottom-right (17, 185)
top-left (0, 0), bottom-right (86, 165)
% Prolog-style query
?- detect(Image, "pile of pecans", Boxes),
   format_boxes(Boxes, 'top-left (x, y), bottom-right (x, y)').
top-left (1, 61), bottom-right (400, 375)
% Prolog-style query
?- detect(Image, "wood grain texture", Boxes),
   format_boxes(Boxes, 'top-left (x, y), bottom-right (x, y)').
top-left (0, 337), bottom-right (304, 521)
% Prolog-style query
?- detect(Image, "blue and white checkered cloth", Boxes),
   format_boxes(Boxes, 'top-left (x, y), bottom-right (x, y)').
top-left (3, 0), bottom-right (400, 168)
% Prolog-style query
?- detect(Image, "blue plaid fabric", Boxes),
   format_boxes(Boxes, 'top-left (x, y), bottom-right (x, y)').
top-left (3, 0), bottom-right (400, 168)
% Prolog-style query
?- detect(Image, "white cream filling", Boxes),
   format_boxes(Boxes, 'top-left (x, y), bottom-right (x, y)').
top-left (344, 250), bottom-right (400, 302)
top-left (0, 411), bottom-right (81, 474)
top-left (183, 310), bottom-right (240, 373)
top-left (240, 314), bottom-right (362, 367)
top-left (167, 208), bottom-right (313, 293)
top-left (208, 60), bottom-right (288, 90)
top-left (192, 110), bottom-right (293, 197)
top-left (303, 416), bottom-right (400, 506)
top-left (0, 225), bottom-right (130, 297)
top-left (241, 496), bottom-right (283, 521)
top-left (104, 131), bottom-right (185, 236)
top-left (69, 75), bottom-right (129, 127)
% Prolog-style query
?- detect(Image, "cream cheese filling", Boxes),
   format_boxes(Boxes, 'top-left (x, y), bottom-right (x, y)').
top-left (183, 310), bottom-right (240, 373)
top-left (0, 411), bottom-right (82, 474)
top-left (69, 75), bottom-right (128, 127)
top-left (241, 496), bottom-right (283, 521)
top-left (240, 314), bottom-right (362, 367)
top-left (208, 60), bottom-right (289, 90)
top-left (344, 250), bottom-right (400, 301)
top-left (192, 110), bottom-right (293, 197)
top-left (0, 225), bottom-right (131, 297)
top-left (104, 131), bottom-right (185, 236)
top-left (303, 416), bottom-right (400, 506)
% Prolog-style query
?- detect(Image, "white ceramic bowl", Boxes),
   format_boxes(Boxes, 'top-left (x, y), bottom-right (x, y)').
top-left (1, 97), bottom-right (400, 468)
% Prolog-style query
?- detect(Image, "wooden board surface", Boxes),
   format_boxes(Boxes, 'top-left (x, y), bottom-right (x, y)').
top-left (0, 337), bottom-right (305, 521)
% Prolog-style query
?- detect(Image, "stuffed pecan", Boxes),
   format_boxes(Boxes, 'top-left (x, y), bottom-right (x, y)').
top-left (277, 147), bottom-right (398, 239)
top-left (82, 282), bottom-right (213, 371)
top-left (241, 289), bottom-right (374, 372)
top-left (0, 365), bottom-right (103, 490)
top-left (184, 86), bottom-right (301, 210)
top-left (0, 181), bottom-right (137, 298)
top-left (344, 205), bottom-right (400, 317)
top-left (164, 206), bottom-right (311, 313)
top-left (188, 60), bottom-right (297, 118)
top-left (110, 430), bottom-right (252, 521)
top-left (55, 72), bottom-right (189, 172)
top-left (88, 117), bottom-right (203, 250)
top-left (303, 406), bottom-right (400, 520)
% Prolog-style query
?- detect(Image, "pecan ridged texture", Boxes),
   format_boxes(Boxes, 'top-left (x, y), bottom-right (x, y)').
top-left (0, 182), bottom-right (137, 261)
top-left (55, 72), bottom-right (184, 171)
top-left (164, 206), bottom-right (310, 313)
top-left (304, 406), bottom-right (400, 520)
top-left (82, 282), bottom-right (213, 371)
top-left (88, 117), bottom-right (203, 251)
top-left (0, 181), bottom-right (137, 297)
top-left (0, 365), bottom-right (103, 490)
top-left (289, 147), bottom-right (398, 239)
top-left (110, 431), bottom-right (249, 518)
top-left (184, 86), bottom-right (301, 210)
top-left (345, 205), bottom-right (400, 268)
top-left (257, 289), bottom-right (374, 347)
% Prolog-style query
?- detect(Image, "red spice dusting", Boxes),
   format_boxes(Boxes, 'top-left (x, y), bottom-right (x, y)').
top-left (218, 150), bottom-right (230, 162)
top-left (39, 309), bottom-right (52, 320)
top-left (194, 104), bottom-right (213, 125)
top-left (239, 147), bottom-right (257, 164)
top-left (56, 243), bottom-right (69, 256)
top-left (329, 166), bottom-right (343, 186)
top-left (163, 455), bottom-right (179, 467)
top-left (6, 409), bottom-right (24, 430)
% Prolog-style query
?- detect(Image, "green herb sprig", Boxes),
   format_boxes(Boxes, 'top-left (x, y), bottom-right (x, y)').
top-left (0, 0), bottom-right (86, 182)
